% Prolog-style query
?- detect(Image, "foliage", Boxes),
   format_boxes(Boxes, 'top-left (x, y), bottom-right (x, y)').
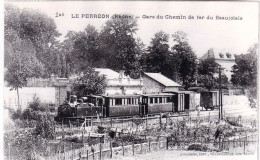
top-left (34, 115), bottom-right (55, 139)
top-left (100, 14), bottom-right (142, 78)
top-left (5, 4), bottom-right (60, 77)
top-left (144, 31), bottom-right (174, 79)
top-left (187, 144), bottom-right (208, 151)
top-left (5, 41), bottom-right (44, 90)
top-left (72, 67), bottom-right (107, 97)
top-left (28, 95), bottom-right (46, 112)
top-left (198, 58), bottom-right (219, 76)
top-left (172, 31), bottom-right (197, 89)
top-left (196, 57), bottom-right (230, 90)
top-left (231, 44), bottom-right (257, 98)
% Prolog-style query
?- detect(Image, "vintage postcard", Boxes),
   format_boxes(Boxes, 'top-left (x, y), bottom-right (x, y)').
top-left (2, 1), bottom-right (259, 160)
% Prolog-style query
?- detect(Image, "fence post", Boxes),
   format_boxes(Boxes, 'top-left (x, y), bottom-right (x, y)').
top-left (132, 141), bottom-right (135, 155)
top-left (239, 135), bottom-right (242, 147)
top-left (160, 113), bottom-right (162, 128)
top-left (208, 112), bottom-right (210, 122)
top-left (246, 134), bottom-right (248, 145)
top-left (149, 139), bottom-right (151, 152)
top-left (8, 143), bottom-right (10, 160)
top-left (141, 143), bottom-right (143, 154)
top-left (122, 141), bottom-right (125, 156)
top-left (110, 142), bottom-right (113, 158)
top-left (146, 115), bottom-right (148, 127)
top-left (132, 117), bottom-right (134, 128)
top-left (244, 140), bottom-right (246, 154)
top-left (99, 137), bottom-right (102, 160)
top-left (87, 150), bottom-right (88, 160)
top-left (166, 137), bottom-right (168, 150)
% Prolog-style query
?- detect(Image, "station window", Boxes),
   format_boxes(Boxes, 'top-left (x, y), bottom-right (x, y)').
top-left (115, 98), bottom-right (122, 105)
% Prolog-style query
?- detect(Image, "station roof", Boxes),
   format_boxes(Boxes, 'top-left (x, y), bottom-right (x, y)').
top-left (143, 72), bottom-right (181, 87)
top-left (95, 68), bottom-right (119, 79)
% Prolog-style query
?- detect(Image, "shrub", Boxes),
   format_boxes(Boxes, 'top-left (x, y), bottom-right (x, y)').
top-left (28, 96), bottom-right (45, 112)
top-left (34, 115), bottom-right (55, 140)
top-left (188, 144), bottom-right (208, 151)
top-left (9, 108), bottom-right (23, 121)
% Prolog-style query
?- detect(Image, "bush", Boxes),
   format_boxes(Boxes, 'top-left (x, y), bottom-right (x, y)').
top-left (188, 144), bottom-right (208, 151)
top-left (28, 96), bottom-right (45, 112)
top-left (9, 108), bottom-right (23, 121)
top-left (34, 115), bottom-right (55, 140)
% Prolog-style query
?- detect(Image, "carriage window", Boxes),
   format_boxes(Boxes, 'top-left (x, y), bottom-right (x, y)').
top-left (167, 97), bottom-right (172, 103)
top-left (127, 98), bottom-right (131, 105)
top-left (155, 97), bottom-right (158, 103)
top-left (115, 98), bottom-right (122, 105)
top-left (150, 98), bottom-right (153, 104)
top-left (159, 97), bottom-right (162, 103)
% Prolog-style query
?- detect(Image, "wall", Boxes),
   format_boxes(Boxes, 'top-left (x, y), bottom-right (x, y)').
top-left (163, 86), bottom-right (179, 92)
top-left (142, 75), bottom-right (164, 94)
top-left (215, 59), bottom-right (235, 80)
top-left (4, 87), bottom-right (55, 109)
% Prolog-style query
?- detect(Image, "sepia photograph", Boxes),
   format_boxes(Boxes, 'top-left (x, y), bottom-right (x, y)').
top-left (3, 1), bottom-right (259, 160)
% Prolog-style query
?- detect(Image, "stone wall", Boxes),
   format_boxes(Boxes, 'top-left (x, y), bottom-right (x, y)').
top-left (142, 75), bottom-right (164, 94)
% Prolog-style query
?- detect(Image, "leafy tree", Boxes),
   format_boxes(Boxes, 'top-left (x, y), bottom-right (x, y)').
top-left (5, 4), bottom-right (60, 77)
top-left (100, 14), bottom-right (142, 78)
top-left (172, 31), bottom-right (197, 89)
top-left (231, 44), bottom-right (257, 87)
top-left (144, 31), bottom-right (173, 78)
top-left (72, 67), bottom-right (107, 97)
top-left (72, 25), bottom-right (104, 71)
top-left (5, 38), bottom-right (44, 108)
top-left (198, 58), bottom-right (219, 76)
top-left (231, 44), bottom-right (258, 98)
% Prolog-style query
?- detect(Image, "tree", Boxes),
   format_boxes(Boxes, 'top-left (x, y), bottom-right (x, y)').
top-left (5, 4), bottom-right (60, 77)
top-left (71, 67), bottom-right (107, 97)
top-left (231, 44), bottom-right (258, 98)
top-left (144, 31), bottom-right (173, 78)
top-left (100, 14), bottom-right (142, 78)
top-left (172, 31), bottom-right (197, 90)
top-left (5, 37), bottom-right (44, 108)
top-left (72, 25), bottom-right (105, 71)
top-left (198, 58), bottom-right (219, 76)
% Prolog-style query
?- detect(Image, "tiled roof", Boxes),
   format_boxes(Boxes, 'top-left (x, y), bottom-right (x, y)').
top-left (143, 72), bottom-right (181, 87)
top-left (94, 68), bottom-right (119, 79)
top-left (201, 48), bottom-right (235, 60)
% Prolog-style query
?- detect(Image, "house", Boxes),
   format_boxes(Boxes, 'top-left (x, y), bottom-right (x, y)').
top-left (142, 72), bottom-right (181, 94)
top-left (201, 48), bottom-right (236, 80)
top-left (95, 68), bottom-right (143, 95)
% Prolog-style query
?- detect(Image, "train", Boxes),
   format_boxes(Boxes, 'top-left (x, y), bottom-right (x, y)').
top-left (55, 90), bottom-right (221, 122)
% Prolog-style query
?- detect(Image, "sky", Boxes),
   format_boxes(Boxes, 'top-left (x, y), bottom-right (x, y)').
top-left (6, 1), bottom-right (259, 57)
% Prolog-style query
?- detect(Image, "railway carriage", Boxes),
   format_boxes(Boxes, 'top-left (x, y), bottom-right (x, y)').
top-left (102, 94), bottom-right (142, 117)
top-left (141, 93), bottom-right (175, 115)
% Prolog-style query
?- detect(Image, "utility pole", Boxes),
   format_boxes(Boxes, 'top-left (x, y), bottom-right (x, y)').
top-left (218, 67), bottom-right (223, 121)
